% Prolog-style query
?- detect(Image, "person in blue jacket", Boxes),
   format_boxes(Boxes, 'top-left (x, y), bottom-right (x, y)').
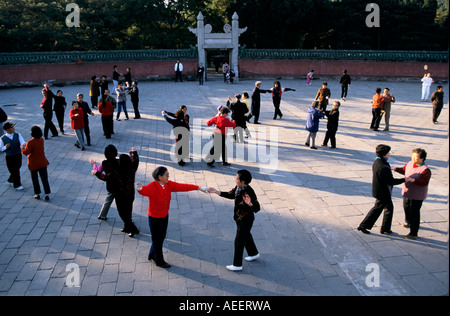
top-left (305, 101), bottom-right (324, 149)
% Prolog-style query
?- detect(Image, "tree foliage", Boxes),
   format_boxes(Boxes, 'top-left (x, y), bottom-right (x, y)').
top-left (0, 0), bottom-right (447, 52)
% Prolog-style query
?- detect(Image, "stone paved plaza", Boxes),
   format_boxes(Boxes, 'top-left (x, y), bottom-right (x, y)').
top-left (0, 77), bottom-right (448, 296)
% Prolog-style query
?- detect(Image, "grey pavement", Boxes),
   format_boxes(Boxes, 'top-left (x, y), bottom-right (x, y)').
top-left (0, 76), bottom-right (448, 296)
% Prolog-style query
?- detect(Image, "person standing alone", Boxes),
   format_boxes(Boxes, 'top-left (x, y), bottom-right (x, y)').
top-left (175, 60), bottom-right (183, 82)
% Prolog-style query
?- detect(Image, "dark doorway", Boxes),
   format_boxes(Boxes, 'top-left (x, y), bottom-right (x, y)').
top-left (206, 49), bottom-right (230, 80)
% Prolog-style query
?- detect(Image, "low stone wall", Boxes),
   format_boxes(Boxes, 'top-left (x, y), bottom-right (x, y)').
top-left (0, 60), bottom-right (198, 87)
top-left (239, 59), bottom-right (449, 80)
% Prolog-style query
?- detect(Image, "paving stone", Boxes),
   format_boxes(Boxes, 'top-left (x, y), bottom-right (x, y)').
top-left (0, 78), bottom-right (447, 296)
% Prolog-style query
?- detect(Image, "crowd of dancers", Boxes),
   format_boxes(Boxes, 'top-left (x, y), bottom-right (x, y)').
top-left (0, 67), bottom-right (444, 270)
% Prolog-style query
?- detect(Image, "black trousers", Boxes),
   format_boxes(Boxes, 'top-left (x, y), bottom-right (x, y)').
top-left (116, 196), bottom-right (139, 234)
top-left (43, 111), bottom-right (58, 138)
top-left (206, 133), bottom-right (227, 164)
top-left (432, 104), bottom-right (443, 123)
top-left (132, 100), bottom-right (141, 118)
top-left (341, 84), bottom-right (348, 98)
top-left (233, 223), bottom-right (258, 267)
top-left (175, 71), bottom-right (182, 82)
top-left (370, 108), bottom-right (382, 130)
top-left (6, 153), bottom-right (22, 188)
top-left (31, 167), bottom-right (51, 195)
top-left (83, 119), bottom-right (91, 145)
top-left (403, 198), bottom-right (423, 236)
top-left (54, 109), bottom-right (65, 133)
top-left (148, 215), bottom-right (169, 265)
top-left (323, 128), bottom-right (337, 147)
top-left (360, 198), bottom-right (394, 232)
top-left (273, 98), bottom-right (282, 118)
top-left (250, 103), bottom-right (260, 123)
top-left (101, 115), bottom-right (113, 138)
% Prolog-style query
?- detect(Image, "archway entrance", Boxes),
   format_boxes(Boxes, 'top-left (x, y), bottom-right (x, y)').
top-left (189, 12), bottom-right (247, 82)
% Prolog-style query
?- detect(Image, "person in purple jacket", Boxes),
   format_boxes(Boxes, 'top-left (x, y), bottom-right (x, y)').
top-left (305, 101), bottom-right (324, 149)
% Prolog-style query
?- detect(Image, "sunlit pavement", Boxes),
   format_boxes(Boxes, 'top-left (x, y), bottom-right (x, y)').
top-left (0, 77), bottom-right (448, 295)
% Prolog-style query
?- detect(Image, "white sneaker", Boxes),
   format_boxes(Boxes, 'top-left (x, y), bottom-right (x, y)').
top-left (15, 186), bottom-right (24, 191)
top-left (226, 265), bottom-right (243, 272)
top-left (245, 253), bottom-right (260, 262)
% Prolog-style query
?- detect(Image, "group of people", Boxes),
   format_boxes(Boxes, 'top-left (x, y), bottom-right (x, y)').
top-left (89, 144), bottom-right (260, 271)
top-left (1, 70), bottom-right (444, 273)
top-left (358, 145), bottom-right (431, 240)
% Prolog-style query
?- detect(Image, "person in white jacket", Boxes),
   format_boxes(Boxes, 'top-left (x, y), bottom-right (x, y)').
top-left (174, 60), bottom-right (183, 82)
top-left (421, 73), bottom-right (433, 101)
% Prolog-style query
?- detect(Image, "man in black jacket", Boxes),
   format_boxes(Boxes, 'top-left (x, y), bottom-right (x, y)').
top-left (358, 144), bottom-right (406, 235)
top-left (210, 170), bottom-right (261, 271)
top-left (248, 81), bottom-right (269, 124)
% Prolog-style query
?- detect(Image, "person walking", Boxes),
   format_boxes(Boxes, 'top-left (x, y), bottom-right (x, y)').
top-left (339, 70), bottom-right (351, 101)
top-left (40, 84), bottom-right (59, 139)
top-left (370, 88), bottom-right (384, 131)
top-left (431, 85), bottom-right (444, 124)
top-left (21, 126), bottom-right (51, 201)
top-left (69, 101), bottom-right (86, 151)
top-left (205, 106), bottom-right (236, 167)
top-left (209, 169), bottom-right (261, 272)
top-left (136, 166), bottom-right (207, 268)
top-left (98, 95), bottom-right (114, 139)
top-left (269, 81), bottom-right (295, 119)
top-left (321, 100), bottom-right (340, 149)
top-left (174, 60), bottom-right (183, 82)
top-left (306, 70), bottom-right (314, 85)
top-left (1, 122), bottom-right (25, 190)
top-left (90, 144), bottom-right (119, 220)
top-left (305, 101), bottom-right (325, 150)
top-left (393, 148), bottom-right (431, 240)
top-left (382, 88), bottom-right (395, 131)
top-left (115, 82), bottom-right (129, 121)
top-left (421, 73), bottom-right (433, 101)
top-left (53, 90), bottom-right (67, 135)
top-left (314, 82), bottom-right (331, 111)
top-left (248, 81), bottom-right (269, 124)
top-left (357, 144), bottom-right (406, 235)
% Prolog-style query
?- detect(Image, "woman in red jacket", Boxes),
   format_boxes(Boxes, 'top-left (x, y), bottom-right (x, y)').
top-left (98, 95), bottom-right (114, 139)
top-left (205, 106), bottom-right (236, 167)
top-left (136, 166), bottom-right (208, 268)
top-left (69, 101), bottom-right (86, 150)
top-left (21, 126), bottom-right (51, 200)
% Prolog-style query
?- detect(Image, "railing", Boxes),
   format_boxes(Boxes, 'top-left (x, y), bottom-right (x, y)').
top-left (239, 49), bottom-right (448, 62)
top-left (0, 49), bottom-right (198, 65)
top-left (1, 48), bottom-right (447, 65)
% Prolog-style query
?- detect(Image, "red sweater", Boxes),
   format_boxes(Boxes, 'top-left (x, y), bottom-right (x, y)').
top-left (21, 137), bottom-right (49, 171)
top-left (98, 100), bottom-right (113, 116)
top-left (206, 116), bottom-right (236, 134)
top-left (70, 108), bottom-right (85, 129)
top-left (137, 180), bottom-right (199, 218)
